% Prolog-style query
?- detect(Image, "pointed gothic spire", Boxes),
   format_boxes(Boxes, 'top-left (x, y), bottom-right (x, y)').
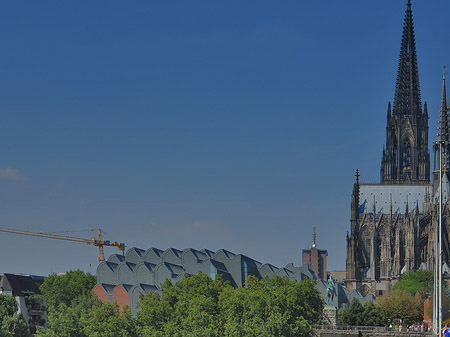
top-left (393, 0), bottom-right (422, 116)
top-left (351, 169), bottom-right (360, 220)
top-left (438, 66), bottom-right (448, 142)
top-left (380, 0), bottom-right (430, 184)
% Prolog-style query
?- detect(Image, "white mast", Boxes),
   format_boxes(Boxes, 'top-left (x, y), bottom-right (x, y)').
top-left (439, 141), bottom-right (443, 337)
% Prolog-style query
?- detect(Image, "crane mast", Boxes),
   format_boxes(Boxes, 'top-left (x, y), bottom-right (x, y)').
top-left (0, 227), bottom-right (125, 262)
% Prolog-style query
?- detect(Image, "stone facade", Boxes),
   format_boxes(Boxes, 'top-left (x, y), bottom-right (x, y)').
top-left (345, 1), bottom-right (450, 296)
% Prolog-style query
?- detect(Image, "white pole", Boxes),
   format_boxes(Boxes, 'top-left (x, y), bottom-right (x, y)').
top-left (435, 241), bottom-right (438, 335)
top-left (433, 143), bottom-right (442, 337)
top-left (439, 141), bottom-right (443, 337)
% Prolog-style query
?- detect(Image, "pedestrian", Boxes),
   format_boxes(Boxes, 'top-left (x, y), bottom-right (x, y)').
top-left (443, 323), bottom-right (450, 337)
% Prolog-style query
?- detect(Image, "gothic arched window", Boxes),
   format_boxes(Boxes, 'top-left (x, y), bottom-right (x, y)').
top-left (358, 226), bottom-right (371, 270)
top-left (392, 136), bottom-right (398, 179)
top-left (402, 139), bottom-right (411, 168)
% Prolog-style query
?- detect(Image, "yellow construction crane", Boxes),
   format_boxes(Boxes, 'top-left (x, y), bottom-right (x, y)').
top-left (0, 227), bottom-right (125, 262)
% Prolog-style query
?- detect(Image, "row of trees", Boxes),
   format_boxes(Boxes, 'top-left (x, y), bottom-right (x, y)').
top-left (338, 289), bottom-right (423, 327)
top-left (32, 270), bottom-right (323, 337)
top-left (2, 268), bottom-right (441, 336)
top-left (339, 270), bottom-right (434, 327)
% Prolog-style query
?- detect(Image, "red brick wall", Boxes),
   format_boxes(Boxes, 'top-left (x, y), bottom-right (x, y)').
top-left (302, 250), bottom-right (310, 266)
top-left (319, 251), bottom-right (327, 280)
top-left (423, 298), bottom-right (432, 324)
top-left (93, 284), bottom-right (109, 304)
top-left (302, 248), bottom-right (327, 280)
top-left (113, 285), bottom-right (131, 312)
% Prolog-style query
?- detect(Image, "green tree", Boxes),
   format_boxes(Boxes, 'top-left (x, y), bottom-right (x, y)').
top-left (361, 301), bottom-right (388, 326)
top-left (39, 270), bottom-right (96, 310)
top-left (377, 289), bottom-right (422, 325)
top-left (338, 298), bottom-right (364, 326)
top-left (338, 299), bottom-right (387, 327)
top-left (137, 273), bottom-right (323, 337)
top-left (220, 276), bottom-right (321, 337)
top-left (35, 303), bottom-right (86, 337)
top-left (392, 270), bottom-right (433, 300)
top-left (36, 271), bottom-right (98, 337)
top-left (35, 294), bottom-right (98, 337)
top-left (80, 303), bottom-right (138, 337)
top-left (0, 294), bottom-right (29, 337)
top-left (137, 272), bottom-right (229, 336)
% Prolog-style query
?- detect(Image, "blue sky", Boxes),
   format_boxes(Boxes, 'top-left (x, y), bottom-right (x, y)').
top-left (1, 1), bottom-right (449, 276)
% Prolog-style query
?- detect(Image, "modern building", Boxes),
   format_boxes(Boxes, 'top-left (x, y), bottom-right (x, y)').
top-left (0, 273), bottom-right (47, 335)
top-left (346, 0), bottom-right (450, 297)
top-left (94, 246), bottom-right (373, 315)
top-left (302, 228), bottom-right (327, 280)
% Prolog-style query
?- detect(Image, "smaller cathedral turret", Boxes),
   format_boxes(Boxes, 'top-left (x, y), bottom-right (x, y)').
top-left (432, 66), bottom-right (450, 193)
top-left (351, 169), bottom-right (360, 222)
top-left (437, 67), bottom-right (448, 144)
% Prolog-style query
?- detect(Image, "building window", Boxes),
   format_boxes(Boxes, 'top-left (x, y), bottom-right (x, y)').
top-left (210, 263), bottom-right (216, 280)
top-left (242, 260), bottom-right (248, 283)
top-left (402, 139), bottom-right (411, 168)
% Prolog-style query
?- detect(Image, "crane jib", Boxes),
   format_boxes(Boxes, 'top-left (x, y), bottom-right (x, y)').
top-left (0, 226), bottom-right (126, 262)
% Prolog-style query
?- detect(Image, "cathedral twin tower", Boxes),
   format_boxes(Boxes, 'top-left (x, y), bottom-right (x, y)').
top-left (345, 1), bottom-right (449, 296)
top-left (380, 0), bottom-right (430, 185)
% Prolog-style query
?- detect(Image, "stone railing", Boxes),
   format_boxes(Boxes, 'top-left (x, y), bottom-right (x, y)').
top-left (313, 325), bottom-right (432, 337)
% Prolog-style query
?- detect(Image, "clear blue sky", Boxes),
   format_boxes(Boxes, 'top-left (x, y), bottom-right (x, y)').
top-left (1, 1), bottom-right (449, 276)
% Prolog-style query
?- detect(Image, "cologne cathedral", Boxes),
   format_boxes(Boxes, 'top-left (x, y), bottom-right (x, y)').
top-left (345, 0), bottom-right (450, 297)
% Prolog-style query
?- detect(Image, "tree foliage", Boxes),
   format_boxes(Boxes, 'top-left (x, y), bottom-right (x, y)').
top-left (137, 272), bottom-right (322, 337)
top-left (36, 294), bottom-right (99, 337)
top-left (392, 270), bottom-right (433, 300)
top-left (36, 303), bottom-right (84, 337)
top-left (219, 275), bottom-right (322, 337)
top-left (80, 303), bottom-right (138, 337)
top-left (36, 270), bottom-right (97, 337)
top-left (377, 289), bottom-right (422, 324)
top-left (37, 270), bottom-right (323, 337)
top-left (137, 273), bottom-right (230, 337)
top-left (39, 270), bottom-right (96, 311)
top-left (0, 294), bottom-right (29, 337)
top-left (37, 301), bottom-right (137, 337)
top-left (338, 298), bottom-right (388, 327)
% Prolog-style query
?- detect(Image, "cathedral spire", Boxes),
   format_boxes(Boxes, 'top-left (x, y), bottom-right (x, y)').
top-left (437, 66), bottom-right (448, 143)
top-left (393, 0), bottom-right (422, 116)
top-left (380, 0), bottom-right (430, 184)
